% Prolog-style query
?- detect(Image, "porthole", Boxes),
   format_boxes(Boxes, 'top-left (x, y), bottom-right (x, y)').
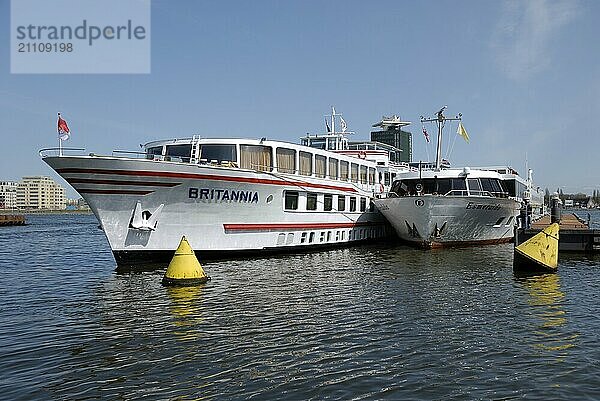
top-left (266, 194), bottom-right (274, 204)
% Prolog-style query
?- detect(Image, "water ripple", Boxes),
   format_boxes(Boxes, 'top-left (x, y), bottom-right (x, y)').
top-left (1, 214), bottom-right (600, 399)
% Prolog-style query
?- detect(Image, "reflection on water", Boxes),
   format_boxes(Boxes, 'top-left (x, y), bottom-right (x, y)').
top-left (515, 273), bottom-right (578, 354)
top-left (3, 214), bottom-right (600, 400)
top-left (167, 286), bottom-right (206, 342)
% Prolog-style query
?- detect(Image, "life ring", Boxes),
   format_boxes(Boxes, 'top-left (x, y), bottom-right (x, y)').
top-left (358, 151), bottom-right (367, 159)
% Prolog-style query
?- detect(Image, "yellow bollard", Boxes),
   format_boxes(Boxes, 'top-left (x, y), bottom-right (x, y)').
top-left (162, 236), bottom-right (210, 286)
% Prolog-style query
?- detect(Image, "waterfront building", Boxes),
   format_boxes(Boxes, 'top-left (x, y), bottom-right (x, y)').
top-left (370, 115), bottom-right (412, 163)
top-left (17, 176), bottom-right (67, 210)
top-left (0, 181), bottom-right (18, 209)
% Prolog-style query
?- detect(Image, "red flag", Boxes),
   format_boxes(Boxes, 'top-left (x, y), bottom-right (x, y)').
top-left (57, 113), bottom-right (70, 140)
top-left (422, 126), bottom-right (430, 143)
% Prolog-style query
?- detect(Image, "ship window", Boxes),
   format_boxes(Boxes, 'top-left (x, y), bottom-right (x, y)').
top-left (435, 179), bottom-right (451, 195)
top-left (165, 144), bottom-right (192, 162)
top-left (200, 144), bottom-right (237, 164)
top-left (320, 231), bottom-right (325, 242)
top-left (360, 166), bottom-right (368, 184)
top-left (368, 168), bottom-right (376, 185)
top-left (309, 232), bottom-right (315, 243)
top-left (315, 155), bottom-right (326, 178)
top-left (338, 195), bottom-right (345, 211)
top-left (301, 232), bottom-right (307, 243)
top-left (327, 231), bottom-right (332, 241)
top-left (468, 178), bottom-right (482, 194)
top-left (340, 161), bottom-right (349, 181)
top-left (240, 145), bottom-right (272, 171)
top-left (284, 191), bottom-right (298, 210)
top-left (350, 197), bottom-right (357, 212)
top-left (324, 194), bottom-right (333, 211)
top-left (328, 158), bottom-right (338, 180)
top-left (299, 151), bottom-right (312, 176)
top-left (146, 146), bottom-right (163, 159)
top-left (360, 197), bottom-right (367, 212)
top-left (350, 163), bottom-right (359, 183)
top-left (384, 172), bottom-right (391, 185)
top-left (452, 178), bottom-right (467, 191)
top-left (306, 192), bottom-right (317, 210)
top-left (276, 148), bottom-right (296, 174)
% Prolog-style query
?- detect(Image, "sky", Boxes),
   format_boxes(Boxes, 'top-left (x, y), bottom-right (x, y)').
top-left (1, 0), bottom-right (599, 198)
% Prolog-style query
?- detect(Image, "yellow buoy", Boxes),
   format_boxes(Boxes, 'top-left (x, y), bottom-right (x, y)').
top-left (514, 223), bottom-right (560, 274)
top-left (162, 236), bottom-right (210, 286)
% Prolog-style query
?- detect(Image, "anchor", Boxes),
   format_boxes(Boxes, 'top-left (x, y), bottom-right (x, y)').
top-left (129, 201), bottom-right (164, 231)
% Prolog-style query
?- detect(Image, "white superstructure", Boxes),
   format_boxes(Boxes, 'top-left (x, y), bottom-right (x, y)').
top-left (41, 109), bottom-right (410, 263)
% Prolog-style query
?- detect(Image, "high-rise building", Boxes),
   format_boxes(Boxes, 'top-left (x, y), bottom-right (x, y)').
top-left (370, 115), bottom-right (412, 163)
top-left (0, 181), bottom-right (18, 209)
top-left (17, 176), bottom-right (66, 210)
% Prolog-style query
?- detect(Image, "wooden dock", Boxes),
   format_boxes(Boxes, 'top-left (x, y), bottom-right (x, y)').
top-left (0, 214), bottom-right (26, 226)
top-left (516, 213), bottom-right (600, 252)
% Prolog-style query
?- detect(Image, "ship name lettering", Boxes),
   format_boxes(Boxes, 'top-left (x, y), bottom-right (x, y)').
top-left (189, 187), bottom-right (259, 203)
top-left (466, 202), bottom-right (501, 211)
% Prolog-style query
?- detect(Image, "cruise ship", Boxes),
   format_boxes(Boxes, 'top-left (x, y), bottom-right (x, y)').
top-left (373, 107), bottom-right (536, 248)
top-left (41, 110), bottom-right (410, 263)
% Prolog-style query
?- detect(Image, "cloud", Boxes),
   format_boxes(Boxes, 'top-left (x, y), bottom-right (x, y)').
top-left (491, 0), bottom-right (579, 81)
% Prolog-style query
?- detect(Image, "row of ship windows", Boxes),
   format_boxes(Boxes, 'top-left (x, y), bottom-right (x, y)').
top-left (284, 191), bottom-right (374, 212)
top-left (276, 227), bottom-right (385, 246)
top-left (147, 143), bottom-right (379, 184)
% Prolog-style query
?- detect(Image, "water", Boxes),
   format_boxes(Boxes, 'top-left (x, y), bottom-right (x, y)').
top-left (1, 213), bottom-right (600, 400)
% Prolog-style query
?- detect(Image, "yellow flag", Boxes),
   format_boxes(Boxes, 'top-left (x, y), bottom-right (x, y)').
top-left (457, 122), bottom-right (470, 143)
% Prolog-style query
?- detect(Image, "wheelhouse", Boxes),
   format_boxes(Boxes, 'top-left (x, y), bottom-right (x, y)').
top-left (389, 175), bottom-right (509, 198)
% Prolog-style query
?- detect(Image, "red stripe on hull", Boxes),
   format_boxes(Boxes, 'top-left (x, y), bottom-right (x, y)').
top-left (56, 168), bottom-right (358, 193)
top-left (78, 189), bottom-right (154, 195)
top-left (224, 222), bottom-right (382, 232)
top-left (69, 178), bottom-right (180, 187)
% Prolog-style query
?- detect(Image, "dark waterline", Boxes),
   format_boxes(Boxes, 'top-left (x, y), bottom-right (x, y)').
top-left (1, 213), bottom-right (600, 400)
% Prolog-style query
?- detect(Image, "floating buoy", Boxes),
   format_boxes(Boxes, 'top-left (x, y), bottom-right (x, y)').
top-left (162, 236), bottom-right (210, 286)
top-left (514, 223), bottom-right (560, 274)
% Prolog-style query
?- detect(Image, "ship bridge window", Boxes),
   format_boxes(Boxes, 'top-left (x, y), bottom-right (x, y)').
top-left (146, 146), bottom-right (163, 159)
top-left (299, 151), bottom-right (312, 176)
top-left (340, 161), bottom-right (349, 181)
top-left (240, 145), bottom-right (272, 171)
top-left (276, 147), bottom-right (296, 174)
top-left (200, 144), bottom-right (237, 164)
top-left (480, 178), bottom-right (505, 197)
top-left (467, 178), bottom-right (482, 195)
top-left (165, 144), bottom-right (192, 162)
top-left (452, 178), bottom-right (466, 191)
top-left (328, 158), bottom-right (338, 180)
top-left (315, 155), bottom-right (326, 178)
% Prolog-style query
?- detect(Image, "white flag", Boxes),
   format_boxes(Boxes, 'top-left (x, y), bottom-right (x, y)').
top-left (340, 116), bottom-right (347, 132)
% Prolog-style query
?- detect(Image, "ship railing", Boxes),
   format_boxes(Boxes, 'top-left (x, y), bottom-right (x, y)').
top-left (39, 147), bottom-right (86, 157)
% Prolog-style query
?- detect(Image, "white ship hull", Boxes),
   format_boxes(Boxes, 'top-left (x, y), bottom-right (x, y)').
top-left (374, 195), bottom-right (520, 248)
top-left (44, 156), bottom-right (390, 263)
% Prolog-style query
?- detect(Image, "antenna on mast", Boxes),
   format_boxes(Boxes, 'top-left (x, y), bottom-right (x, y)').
top-left (421, 106), bottom-right (462, 171)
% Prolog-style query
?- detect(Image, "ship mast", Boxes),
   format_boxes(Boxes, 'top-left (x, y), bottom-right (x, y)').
top-left (420, 106), bottom-right (462, 171)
